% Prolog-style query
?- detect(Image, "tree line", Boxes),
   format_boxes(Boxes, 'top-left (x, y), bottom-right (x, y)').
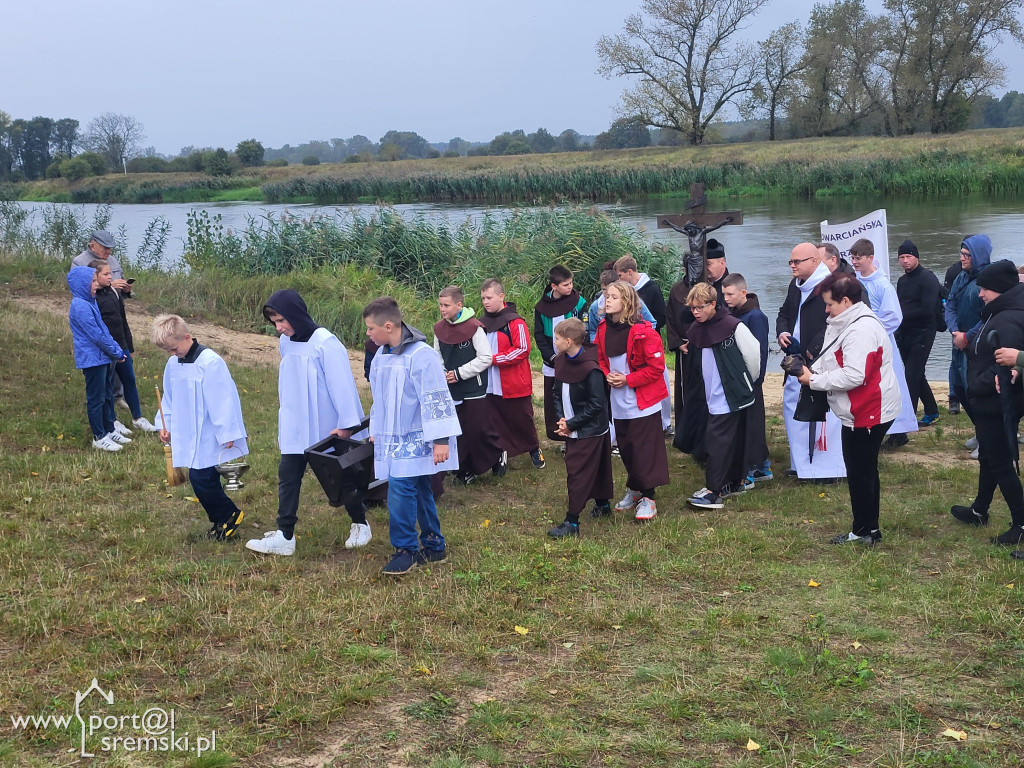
top-left (597, 0), bottom-right (1024, 144)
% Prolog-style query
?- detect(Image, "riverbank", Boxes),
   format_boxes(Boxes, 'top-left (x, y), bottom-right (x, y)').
top-left (1, 290), bottom-right (1019, 768)
top-left (8, 128), bottom-right (1024, 205)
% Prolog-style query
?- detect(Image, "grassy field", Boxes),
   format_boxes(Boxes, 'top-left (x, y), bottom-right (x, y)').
top-left (9, 128), bottom-right (1024, 205)
top-left (0, 278), bottom-right (1022, 766)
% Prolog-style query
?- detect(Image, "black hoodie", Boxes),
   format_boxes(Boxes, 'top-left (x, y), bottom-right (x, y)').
top-left (263, 289), bottom-right (320, 342)
top-left (967, 282), bottom-right (1024, 416)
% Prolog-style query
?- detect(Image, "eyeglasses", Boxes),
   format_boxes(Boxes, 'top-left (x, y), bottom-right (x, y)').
top-left (688, 304), bottom-right (710, 312)
top-left (960, 251), bottom-right (971, 258)
top-left (787, 257), bottom-right (815, 267)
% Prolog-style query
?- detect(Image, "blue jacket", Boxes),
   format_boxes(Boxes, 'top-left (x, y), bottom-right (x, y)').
top-left (67, 266), bottom-right (123, 369)
top-left (944, 234), bottom-right (993, 340)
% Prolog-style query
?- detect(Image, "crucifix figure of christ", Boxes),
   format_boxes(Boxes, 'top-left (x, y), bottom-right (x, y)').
top-left (658, 183), bottom-right (743, 285)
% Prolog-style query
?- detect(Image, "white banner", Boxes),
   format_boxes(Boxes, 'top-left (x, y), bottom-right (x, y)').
top-left (820, 209), bottom-right (890, 277)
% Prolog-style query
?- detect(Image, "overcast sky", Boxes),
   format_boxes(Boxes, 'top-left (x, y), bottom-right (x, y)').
top-left (5, 0), bottom-right (1024, 155)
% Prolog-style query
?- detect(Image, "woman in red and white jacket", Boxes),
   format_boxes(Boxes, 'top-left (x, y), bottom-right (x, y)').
top-left (797, 272), bottom-right (901, 546)
top-left (595, 281), bottom-right (670, 521)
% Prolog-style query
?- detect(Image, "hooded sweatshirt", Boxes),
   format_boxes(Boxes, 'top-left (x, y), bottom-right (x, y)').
top-left (433, 307), bottom-right (491, 401)
top-left (945, 234), bottom-right (993, 339)
top-left (67, 265), bottom-right (123, 369)
top-left (264, 289), bottom-right (365, 453)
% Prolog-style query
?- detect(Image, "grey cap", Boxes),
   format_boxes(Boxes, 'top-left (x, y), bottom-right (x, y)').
top-left (90, 230), bottom-right (115, 249)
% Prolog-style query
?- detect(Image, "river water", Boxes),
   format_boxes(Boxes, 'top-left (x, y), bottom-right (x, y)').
top-left (16, 195), bottom-right (1023, 379)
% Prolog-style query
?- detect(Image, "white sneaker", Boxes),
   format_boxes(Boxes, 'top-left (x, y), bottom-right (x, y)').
top-left (92, 434), bottom-right (122, 452)
top-left (635, 497), bottom-right (657, 521)
top-left (615, 488), bottom-right (643, 511)
top-left (245, 530), bottom-right (295, 556)
top-left (970, 447), bottom-right (979, 460)
top-left (113, 420), bottom-right (133, 436)
top-left (965, 436), bottom-right (979, 450)
top-left (345, 522), bottom-right (372, 549)
top-left (132, 417), bottom-right (160, 433)
top-left (108, 430), bottom-right (132, 445)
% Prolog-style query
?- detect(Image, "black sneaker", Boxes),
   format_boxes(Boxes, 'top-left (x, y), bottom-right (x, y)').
top-left (785, 469), bottom-right (798, 478)
top-left (216, 509), bottom-right (245, 540)
top-left (206, 523), bottom-right (220, 540)
top-left (590, 502), bottom-right (612, 519)
top-left (418, 547), bottom-right (448, 564)
top-left (530, 449), bottom-right (546, 469)
top-left (548, 521), bottom-right (580, 538)
top-left (992, 525), bottom-right (1024, 545)
top-left (455, 471), bottom-right (477, 486)
top-left (1012, 550), bottom-right (1024, 560)
top-left (951, 505), bottom-right (989, 526)
top-left (948, 400), bottom-right (961, 415)
top-left (830, 530), bottom-right (881, 546)
top-left (882, 433), bottom-right (909, 450)
top-left (382, 548), bottom-right (419, 575)
top-left (492, 450), bottom-right (508, 477)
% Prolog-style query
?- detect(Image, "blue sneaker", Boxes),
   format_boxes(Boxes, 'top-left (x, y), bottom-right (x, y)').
top-left (382, 549), bottom-right (420, 576)
top-left (918, 413), bottom-right (940, 426)
top-left (751, 468), bottom-right (774, 483)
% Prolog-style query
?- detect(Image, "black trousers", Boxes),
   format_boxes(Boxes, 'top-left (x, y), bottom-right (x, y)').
top-left (898, 335), bottom-right (937, 417)
top-left (277, 454), bottom-right (366, 537)
top-left (190, 466), bottom-right (239, 526)
top-left (840, 420), bottom-right (893, 536)
top-left (972, 412), bottom-right (1024, 526)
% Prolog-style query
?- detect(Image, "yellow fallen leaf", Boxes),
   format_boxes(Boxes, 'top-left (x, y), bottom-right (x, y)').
top-left (164, 493), bottom-right (172, 498)
top-left (941, 728), bottom-right (967, 741)
top-left (31, 472), bottom-right (38, 476)
top-left (988, 721), bottom-right (1001, 729)
top-left (514, 625), bottom-right (529, 635)
top-left (185, 496), bottom-right (199, 503)
top-left (808, 580), bottom-right (820, 588)
top-left (850, 641), bottom-right (863, 649)
top-left (41, 446), bottom-right (50, 452)
top-left (1005, 583), bottom-right (1015, 589)
top-left (803, 519), bottom-right (815, 523)
top-left (818, 492), bottom-right (826, 498)
top-left (612, 624), bottom-right (623, 630)
top-left (23, 497), bottom-right (33, 503)
top-left (133, 597), bottom-right (146, 604)
top-left (57, 434), bottom-right (63, 440)
top-left (243, 388), bottom-right (248, 393)
top-left (562, 642), bottom-right (574, 648)
top-left (747, 738), bottom-right (760, 751)
top-left (415, 665), bottom-right (431, 675)
top-left (481, 519), bottom-right (491, 528)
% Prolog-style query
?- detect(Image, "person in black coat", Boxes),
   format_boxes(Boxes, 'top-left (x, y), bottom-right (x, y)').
top-left (949, 260), bottom-right (1024, 545)
top-left (895, 239), bottom-right (942, 425)
top-left (89, 259), bottom-right (158, 432)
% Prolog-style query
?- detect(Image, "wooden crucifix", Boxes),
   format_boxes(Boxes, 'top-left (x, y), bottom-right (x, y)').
top-left (658, 183), bottom-right (743, 285)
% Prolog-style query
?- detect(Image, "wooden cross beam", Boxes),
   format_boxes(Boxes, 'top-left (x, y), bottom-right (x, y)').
top-left (657, 183), bottom-right (743, 284)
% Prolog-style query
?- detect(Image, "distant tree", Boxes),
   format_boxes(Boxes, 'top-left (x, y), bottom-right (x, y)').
top-left (378, 143), bottom-right (403, 161)
top-left (346, 135), bottom-right (375, 156)
top-left (84, 112), bottom-right (145, 170)
top-left (378, 130), bottom-right (431, 159)
top-left (267, 158), bottom-right (288, 167)
top-left (446, 137), bottom-right (471, 156)
top-left (78, 152), bottom-right (109, 176)
top-left (466, 145), bottom-right (490, 156)
top-left (0, 110), bottom-right (13, 179)
top-left (59, 156), bottom-right (94, 181)
top-left (597, 0), bottom-right (772, 144)
top-left (235, 138), bottom-right (265, 166)
top-left (594, 117), bottom-right (652, 149)
top-left (443, 149), bottom-right (460, 158)
top-left (51, 118), bottom-right (79, 157)
top-left (127, 156), bottom-right (170, 173)
top-left (555, 129), bottom-right (584, 152)
top-left (302, 154), bottom-right (321, 165)
top-left (17, 117), bottom-right (54, 180)
top-left (527, 128), bottom-right (556, 153)
top-left (489, 130), bottom-right (532, 155)
top-left (744, 21), bottom-right (807, 140)
top-left (204, 148), bottom-right (233, 176)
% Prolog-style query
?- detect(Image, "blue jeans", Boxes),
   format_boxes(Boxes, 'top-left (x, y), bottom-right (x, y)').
top-left (387, 474), bottom-right (445, 553)
top-left (114, 354), bottom-right (142, 420)
top-left (189, 466), bottom-right (239, 526)
top-left (83, 364), bottom-right (116, 439)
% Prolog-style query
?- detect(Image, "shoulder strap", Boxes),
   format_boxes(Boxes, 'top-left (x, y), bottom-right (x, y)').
top-left (807, 315), bottom-right (879, 373)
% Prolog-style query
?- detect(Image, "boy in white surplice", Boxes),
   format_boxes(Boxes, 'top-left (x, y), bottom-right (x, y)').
top-left (153, 314), bottom-right (247, 542)
top-left (364, 297), bottom-right (461, 576)
top-left (245, 290), bottom-right (370, 558)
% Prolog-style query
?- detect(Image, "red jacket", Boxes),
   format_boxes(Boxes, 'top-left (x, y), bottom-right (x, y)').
top-left (595, 319), bottom-right (668, 411)
top-left (489, 316), bottom-right (533, 398)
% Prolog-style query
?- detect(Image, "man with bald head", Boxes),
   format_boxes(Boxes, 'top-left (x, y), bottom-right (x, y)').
top-left (777, 243), bottom-right (847, 481)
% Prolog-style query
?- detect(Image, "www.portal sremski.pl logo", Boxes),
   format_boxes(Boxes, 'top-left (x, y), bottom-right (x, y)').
top-left (8, 679), bottom-right (217, 758)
